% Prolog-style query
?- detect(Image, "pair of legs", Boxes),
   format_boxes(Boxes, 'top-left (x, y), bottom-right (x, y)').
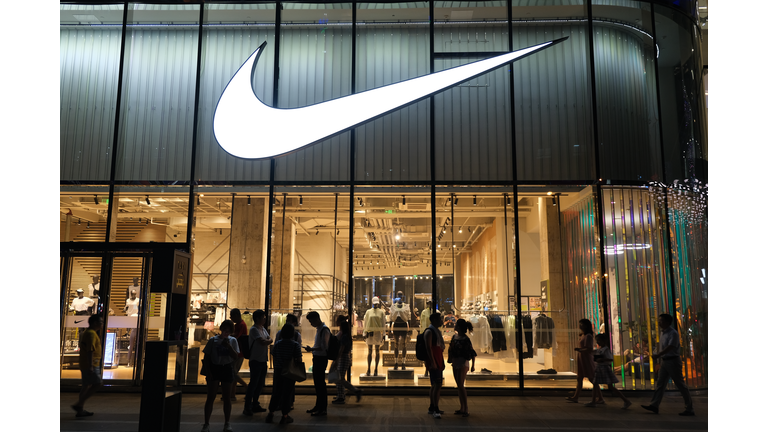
top-left (311, 356), bottom-right (329, 413)
top-left (204, 378), bottom-right (233, 426)
top-left (244, 359), bottom-right (267, 412)
top-left (648, 357), bottom-right (694, 413)
top-left (267, 368), bottom-right (294, 421)
top-left (393, 332), bottom-right (407, 369)
top-left (567, 375), bottom-right (593, 402)
top-left (590, 382), bottom-right (631, 406)
top-left (366, 344), bottom-right (380, 375)
top-left (335, 363), bottom-right (360, 401)
top-left (230, 357), bottom-right (246, 400)
top-left (452, 365), bottom-right (469, 415)
top-left (73, 367), bottom-right (102, 414)
top-left (428, 368), bottom-right (443, 413)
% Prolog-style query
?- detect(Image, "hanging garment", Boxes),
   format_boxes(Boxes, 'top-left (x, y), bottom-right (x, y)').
top-left (241, 312), bottom-right (254, 329)
top-left (489, 315), bottom-right (507, 352)
top-left (522, 315), bottom-right (534, 358)
top-left (533, 314), bottom-right (555, 349)
top-left (504, 315), bottom-right (517, 354)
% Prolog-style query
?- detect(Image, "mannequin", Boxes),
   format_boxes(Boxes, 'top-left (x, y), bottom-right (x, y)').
top-left (70, 289), bottom-right (94, 315)
top-left (363, 296), bottom-right (386, 376)
top-left (123, 289), bottom-right (140, 367)
top-left (389, 296), bottom-right (411, 370)
top-left (126, 277), bottom-right (141, 299)
top-left (88, 276), bottom-right (100, 298)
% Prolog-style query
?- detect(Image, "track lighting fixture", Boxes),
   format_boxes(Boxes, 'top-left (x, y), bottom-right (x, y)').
top-left (220, 228), bottom-right (223, 235)
top-left (145, 195), bottom-right (151, 206)
top-left (473, 195), bottom-right (477, 205)
top-left (402, 195), bottom-right (406, 205)
top-left (459, 227), bottom-right (463, 233)
top-left (86, 222), bottom-right (90, 228)
top-left (300, 195), bottom-right (303, 205)
top-left (316, 229), bottom-right (319, 235)
top-left (247, 195), bottom-right (251, 205)
top-left (93, 195), bottom-right (99, 205)
top-left (78, 219), bottom-right (81, 225)
top-left (506, 195), bottom-right (511, 205)
top-left (146, 218), bottom-right (150, 225)
top-left (454, 197), bottom-right (458, 205)
top-left (197, 196), bottom-right (200, 206)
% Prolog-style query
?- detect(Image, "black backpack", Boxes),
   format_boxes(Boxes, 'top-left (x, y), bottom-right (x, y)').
top-left (415, 327), bottom-right (433, 361)
top-left (239, 332), bottom-right (253, 360)
top-left (324, 326), bottom-right (340, 360)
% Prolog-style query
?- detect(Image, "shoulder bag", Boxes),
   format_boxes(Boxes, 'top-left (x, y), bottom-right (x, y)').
top-left (282, 358), bottom-right (307, 382)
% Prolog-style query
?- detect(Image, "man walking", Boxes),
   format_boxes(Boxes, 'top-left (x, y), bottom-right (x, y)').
top-left (641, 313), bottom-right (695, 416)
top-left (304, 311), bottom-right (330, 416)
top-left (71, 314), bottom-right (103, 417)
top-left (244, 309), bottom-right (272, 415)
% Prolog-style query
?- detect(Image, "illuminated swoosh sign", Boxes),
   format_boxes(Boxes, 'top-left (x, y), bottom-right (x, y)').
top-left (214, 37), bottom-right (567, 159)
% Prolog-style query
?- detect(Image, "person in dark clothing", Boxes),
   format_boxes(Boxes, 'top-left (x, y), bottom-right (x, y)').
top-left (265, 324), bottom-right (303, 424)
top-left (642, 314), bottom-right (695, 416)
top-left (304, 311), bottom-right (330, 416)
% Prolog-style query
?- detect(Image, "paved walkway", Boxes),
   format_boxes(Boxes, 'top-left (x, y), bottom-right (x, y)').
top-left (60, 390), bottom-right (707, 432)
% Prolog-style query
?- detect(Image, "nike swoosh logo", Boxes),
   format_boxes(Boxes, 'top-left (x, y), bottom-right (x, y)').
top-left (214, 37), bottom-right (567, 159)
top-left (74, 320), bottom-right (84, 324)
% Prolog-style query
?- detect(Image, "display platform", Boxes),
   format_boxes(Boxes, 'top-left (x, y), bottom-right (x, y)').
top-left (359, 373), bottom-right (387, 382)
top-left (387, 368), bottom-right (414, 380)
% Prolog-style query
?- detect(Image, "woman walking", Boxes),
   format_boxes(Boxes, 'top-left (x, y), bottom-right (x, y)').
top-left (202, 320), bottom-right (240, 432)
top-left (331, 319), bottom-right (363, 404)
top-left (448, 319), bottom-right (476, 417)
top-left (266, 323), bottom-right (303, 424)
top-left (566, 318), bottom-right (596, 404)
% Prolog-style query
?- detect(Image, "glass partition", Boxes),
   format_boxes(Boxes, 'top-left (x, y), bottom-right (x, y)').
top-left (60, 3), bottom-right (124, 182)
top-left (512, 1), bottom-right (595, 181)
top-left (592, 0), bottom-right (662, 182)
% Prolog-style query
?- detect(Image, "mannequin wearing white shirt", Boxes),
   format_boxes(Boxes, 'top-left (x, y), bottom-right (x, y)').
top-left (363, 298), bottom-right (386, 376)
top-left (126, 277), bottom-right (141, 299)
top-left (70, 289), bottom-right (94, 315)
top-left (390, 299), bottom-right (411, 370)
top-left (123, 289), bottom-right (140, 366)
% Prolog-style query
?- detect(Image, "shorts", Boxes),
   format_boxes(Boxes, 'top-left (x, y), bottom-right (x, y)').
top-left (81, 367), bottom-right (103, 386)
top-left (393, 321), bottom-right (408, 340)
top-left (366, 331), bottom-right (383, 346)
top-left (208, 363), bottom-right (234, 383)
top-left (428, 369), bottom-right (443, 387)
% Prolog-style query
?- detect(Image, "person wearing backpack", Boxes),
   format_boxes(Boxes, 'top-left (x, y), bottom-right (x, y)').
top-left (303, 311), bottom-right (330, 416)
top-left (228, 308), bottom-right (248, 402)
top-left (424, 313), bottom-right (446, 419)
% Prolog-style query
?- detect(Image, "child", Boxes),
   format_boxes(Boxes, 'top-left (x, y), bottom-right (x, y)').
top-left (586, 333), bottom-right (632, 409)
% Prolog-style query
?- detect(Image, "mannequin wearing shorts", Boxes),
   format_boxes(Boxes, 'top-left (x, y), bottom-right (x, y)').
top-left (390, 300), bottom-right (411, 370)
top-left (363, 297), bottom-right (386, 376)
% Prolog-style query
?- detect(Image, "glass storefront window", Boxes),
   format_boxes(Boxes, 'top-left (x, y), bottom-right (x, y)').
top-left (434, 1), bottom-right (508, 53)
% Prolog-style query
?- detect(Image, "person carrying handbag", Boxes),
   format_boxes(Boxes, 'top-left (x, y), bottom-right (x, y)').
top-left (330, 318), bottom-right (363, 405)
top-left (266, 323), bottom-right (303, 425)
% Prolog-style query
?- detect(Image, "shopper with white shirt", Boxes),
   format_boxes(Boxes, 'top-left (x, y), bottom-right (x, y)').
top-left (304, 311), bottom-right (330, 416)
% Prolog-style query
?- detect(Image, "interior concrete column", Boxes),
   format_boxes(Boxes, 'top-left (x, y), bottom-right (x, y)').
top-left (270, 214), bottom-right (296, 312)
top-left (228, 198), bottom-right (268, 310)
top-left (539, 197), bottom-right (571, 373)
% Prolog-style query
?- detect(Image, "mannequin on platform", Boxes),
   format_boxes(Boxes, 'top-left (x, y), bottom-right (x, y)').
top-left (363, 297), bottom-right (386, 376)
top-left (390, 293), bottom-right (411, 370)
top-left (70, 289), bottom-right (94, 315)
top-left (123, 289), bottom-right (140, 367)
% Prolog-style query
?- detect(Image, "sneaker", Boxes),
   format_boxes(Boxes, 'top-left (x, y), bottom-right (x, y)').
top-left (75, 410), bottom-right (94, 417)
top-left (265, 412), bottom-right (274, 423)
top-left (332, 398), bottom-right (346, 405)
top-left (243, 408), bottom-right (253, 416)
top-left (641, 405), bottom-right (659, 414)
top-left (223, 423), bottom-right (233, 432)
top-left (679, 410), bottom-right (695, 416)
top-left (355, 389), bottom-right (363, 403)
top-left (432, 412), bottom-right (442, 419)
top-left (584, 402), bottom-right (596, 408)
top-left (279, 415), bottom-right (294, 424)
top-left (201, 425), bottom-right (210, 432)
top-left (623, 401), bottom-right (633, 410)
top-left (253, 405), bottom-right (267, 413)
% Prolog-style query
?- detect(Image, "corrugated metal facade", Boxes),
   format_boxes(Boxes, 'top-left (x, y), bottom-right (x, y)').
top-left (60, 12), bottom-right (664, 184)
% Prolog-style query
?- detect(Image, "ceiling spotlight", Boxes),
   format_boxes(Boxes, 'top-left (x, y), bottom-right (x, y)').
top-left (459, 227), bottom-right (463, 233)
top-left (93, 195), bottom-right (99, 204)
top-left (78, 219), bottom-right (81, 225)
top-left (197, 196), bottom-right (200, 206)
top-left (473, 195), bottom-right (477, 205)
top-left (86, 222), bottom-right (90, 228)
top-left (506, 195), bottom-right (511, 205)
top-left (454, 197), bottom-right (458, 205)
top-left (316, 229), bottom-right (319, 235)
top-left (247, 195), bottom-right (251, 205)
top-left (145, 195), bottom-right (151, 205)
top-left (300, 195), bottom-right (303, 205)
top-left (146, 218), bottom-right (150, 225)
top-left (547, 191), bottom-right (553, 196)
